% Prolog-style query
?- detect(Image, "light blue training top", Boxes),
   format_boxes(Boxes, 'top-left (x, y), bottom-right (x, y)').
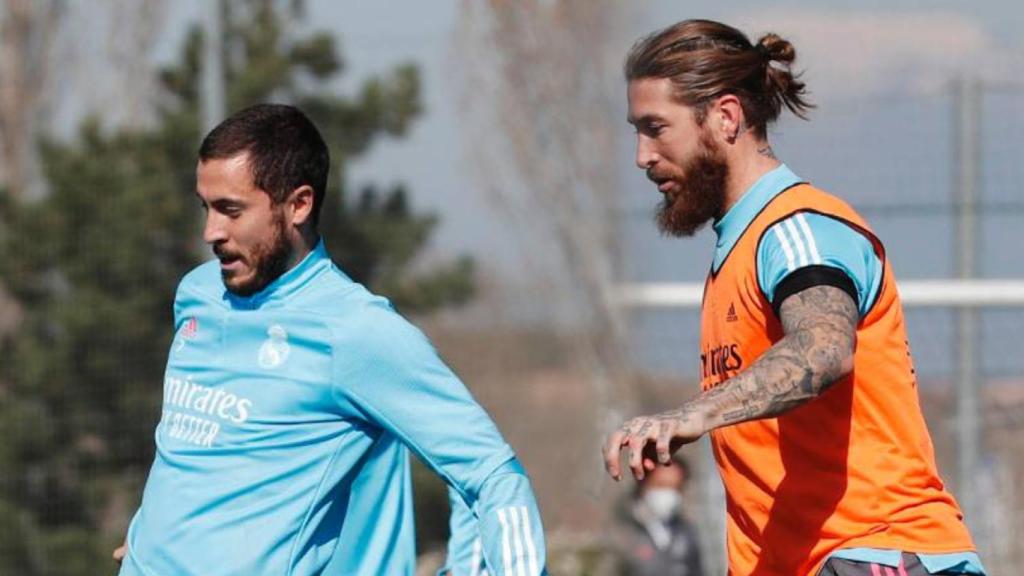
top-left (712, 164), bottom-right (882, 316)
top-left (712, 164), bottom-right (986, 575)
top-left (119, 240), bottom-right (546, 576)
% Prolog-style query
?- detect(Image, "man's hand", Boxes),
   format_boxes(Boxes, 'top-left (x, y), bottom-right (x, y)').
top-left (604, 284), bottom-right (859, 484)
top-left (603, 408), bottom-right (705, 481)
top-left (113, 541), bottom-right (127, 565)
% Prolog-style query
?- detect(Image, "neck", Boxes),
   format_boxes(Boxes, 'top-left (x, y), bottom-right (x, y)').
top-left (721, 137), bottom-right (782, 214)
top-left (285, 227), bottom-right (320, 271)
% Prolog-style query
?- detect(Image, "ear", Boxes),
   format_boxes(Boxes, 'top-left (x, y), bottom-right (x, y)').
top-left (286, 184), bottom-right (315, 228)
top-left (710, 94), bottom-right (745, 144)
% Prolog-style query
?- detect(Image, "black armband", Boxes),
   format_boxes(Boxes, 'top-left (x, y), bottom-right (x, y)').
top-left (772, 265), bottom-right (859, 318)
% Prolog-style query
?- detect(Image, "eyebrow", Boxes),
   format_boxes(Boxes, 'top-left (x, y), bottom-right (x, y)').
top-left (627, 113), bottom-right (666, 126)
top-left (194, 192), bottom-right (247, 211)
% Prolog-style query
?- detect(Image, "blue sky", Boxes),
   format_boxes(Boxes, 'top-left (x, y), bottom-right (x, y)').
top-left (308, 1), bottom-right (1024, 381)
top-left (53, 1), bottom-right (1024, 378)
top-left (76, 1), bottom-right (1020, 280)
top-left (303, 1), bottom-right (1024, 277)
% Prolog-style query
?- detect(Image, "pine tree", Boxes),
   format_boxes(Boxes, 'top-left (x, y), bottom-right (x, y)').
top-left (0, 2), bottom-right (472, 572)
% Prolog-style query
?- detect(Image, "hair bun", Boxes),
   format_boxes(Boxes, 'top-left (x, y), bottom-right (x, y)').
top-left (624, 20), bottom-right (814, 131)
top-left (756, 33), bottom-right (796, 65)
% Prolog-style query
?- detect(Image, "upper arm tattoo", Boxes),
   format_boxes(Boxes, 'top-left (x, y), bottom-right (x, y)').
top-left (777, 284), bottom-right (859, 393)
top-left (682, 285), bottom-right (859, 429)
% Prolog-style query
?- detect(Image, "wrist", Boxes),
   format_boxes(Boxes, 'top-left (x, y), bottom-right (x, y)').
top-left (677, 401), bottom-right (712, 437)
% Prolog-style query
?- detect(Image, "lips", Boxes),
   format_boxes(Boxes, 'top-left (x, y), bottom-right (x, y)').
top-left (647, 170), bottom-right (675, 194)
top-left (214, 248), bottom-right (245, 272)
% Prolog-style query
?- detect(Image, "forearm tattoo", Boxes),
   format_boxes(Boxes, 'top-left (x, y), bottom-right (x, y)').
top-left (687, 285), bottom-right (858, 428)
top-left (619, 404), bottom-right (701, 434)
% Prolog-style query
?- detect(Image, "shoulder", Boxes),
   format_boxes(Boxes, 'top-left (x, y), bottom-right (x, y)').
top-left (325, 296), bottom-right (444, 384)
top-left (759, 210), bottom-right (880, 275)
top-left (176, 259), bottom-right (223, 303)
top-left (321, 282), bottom-right (430, 353)
top-left (760, 211), bottom-right (874, 260)
top-left (757, 211), bottom-right (882, 315)
top-left (777, 183), bottom-right (851, 211)
top-left (764, 184), bottom-right (872, 235)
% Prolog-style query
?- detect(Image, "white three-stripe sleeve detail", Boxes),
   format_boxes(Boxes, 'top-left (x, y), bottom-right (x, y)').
top-left (470, 537), bottom-right (483, 576)
top-left (772, 224), bottom-right (797, 272)
top-left (783, 218), bottom-right (809, 266)
top-left (497, 509), bottom-right (514, 576)
top-left (795, 213), bottom-right (822, 264)
top-left (519, 506), bottom-right (540, 576)
top-left (508, 508), bottom-right (528, 576)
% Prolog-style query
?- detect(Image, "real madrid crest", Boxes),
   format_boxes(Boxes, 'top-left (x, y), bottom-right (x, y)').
top-left (258, 324), bottom-right (291, 369)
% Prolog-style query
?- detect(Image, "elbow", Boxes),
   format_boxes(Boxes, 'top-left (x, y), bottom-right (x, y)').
top-left (838, 331), bottom-right (857, 378)
top-left (830, 355), bottom-right (854, 386)
top-left (819, 332), bottom-right (856, 391)
top-left (838, 350), bottom-right (855, 379)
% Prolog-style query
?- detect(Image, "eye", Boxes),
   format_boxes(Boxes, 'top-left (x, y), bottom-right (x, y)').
top-left (646, 123), bottom-right (665, 136)
top-left (209, 200), bottom-right (243, 218)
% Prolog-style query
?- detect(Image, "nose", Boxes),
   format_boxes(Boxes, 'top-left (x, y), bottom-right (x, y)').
top-left (203, 211), bottom-right (228, 245)
top-left (635, 136), bottom-right (658, 170)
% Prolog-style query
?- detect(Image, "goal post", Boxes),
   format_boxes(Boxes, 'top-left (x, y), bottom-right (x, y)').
top-left (614, 279), bottom-right (1024, 308)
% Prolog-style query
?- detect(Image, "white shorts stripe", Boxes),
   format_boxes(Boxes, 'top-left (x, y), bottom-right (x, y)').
top-left (795, 213), bottom-right (822, 264)
top-left (519, 505), bottom-right (540, 576)
top-left (772, 224), bottom-right (797, 272)
top-left (508, 507), bottom-right (528, 576)
top-left (783, 218), bottom-right (809, 267)
top-left (497, 509), bottom-right (514, 576)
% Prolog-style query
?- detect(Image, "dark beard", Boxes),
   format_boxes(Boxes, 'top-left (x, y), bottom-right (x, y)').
top-left (224, 213), bottom-right (292, 297)
top-left (655, 136), bottom-right (728, 237)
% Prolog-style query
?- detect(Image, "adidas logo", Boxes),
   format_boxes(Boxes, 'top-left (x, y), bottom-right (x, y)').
top-left (726, 303), bottom-right (738, 322)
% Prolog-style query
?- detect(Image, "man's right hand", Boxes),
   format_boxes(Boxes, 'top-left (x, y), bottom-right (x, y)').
top-left (113, 541), bottom-right (127, 565)
top-left (603, 408), bottom-right (705, 481)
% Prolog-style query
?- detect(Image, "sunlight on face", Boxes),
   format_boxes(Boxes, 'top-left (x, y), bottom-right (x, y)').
top-left (627, 78), bottom-right (728, 236)
top-left (195, 154), bottom-right (292, 296)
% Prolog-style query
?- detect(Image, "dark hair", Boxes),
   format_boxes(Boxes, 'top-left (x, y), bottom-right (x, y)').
top-left (199, 103), bottom-right (330, 225)
top-left (624, 19), bottom-right (813, 137)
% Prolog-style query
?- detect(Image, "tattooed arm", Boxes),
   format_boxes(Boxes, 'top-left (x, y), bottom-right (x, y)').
top-left (604, 284), bottom-right (858, 481)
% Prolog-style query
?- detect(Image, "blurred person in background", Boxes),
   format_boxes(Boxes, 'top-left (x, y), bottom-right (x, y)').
top-left (615, 455), bottom-right (704, 576)
top-left (603, 19), bottom-right (984, 576)
top-left (114, 103), bottom-right (546, 576)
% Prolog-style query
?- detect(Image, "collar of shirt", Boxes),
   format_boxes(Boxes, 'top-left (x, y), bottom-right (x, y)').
top-left (223, 237), bottom-right (333, 309)
top-left (711, 164), bottom-right (803, 273)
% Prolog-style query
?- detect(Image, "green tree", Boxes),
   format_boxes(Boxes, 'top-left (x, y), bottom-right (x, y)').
top-left (0, 1), bottom-right (472, 573)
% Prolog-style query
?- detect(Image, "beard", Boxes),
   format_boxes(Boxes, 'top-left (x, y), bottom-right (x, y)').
top-left (216, 210), bottom-right (293, 297)
top-left (653, 132), bottom-right (728, 237)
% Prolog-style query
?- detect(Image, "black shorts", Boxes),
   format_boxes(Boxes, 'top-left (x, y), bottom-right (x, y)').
top-left (818, 553), bottom-right (964, 576)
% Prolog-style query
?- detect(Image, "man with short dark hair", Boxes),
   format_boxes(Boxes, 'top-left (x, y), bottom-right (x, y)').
top-left (603, 20), bottom-right (984, 576)
top-left (117, 104), bottom-right (546, 576)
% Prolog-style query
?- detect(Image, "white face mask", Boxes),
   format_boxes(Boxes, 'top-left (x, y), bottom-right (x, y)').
top-left (642, 488), bottom-right (681, 521)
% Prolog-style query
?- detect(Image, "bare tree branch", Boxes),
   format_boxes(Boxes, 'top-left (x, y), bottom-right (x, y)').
top-left (456, 0), bottom-right (634, 495)
top-left (0, 0), bottom-right (62, 199)
top-left (104, 0), bottom-right (167, 129)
